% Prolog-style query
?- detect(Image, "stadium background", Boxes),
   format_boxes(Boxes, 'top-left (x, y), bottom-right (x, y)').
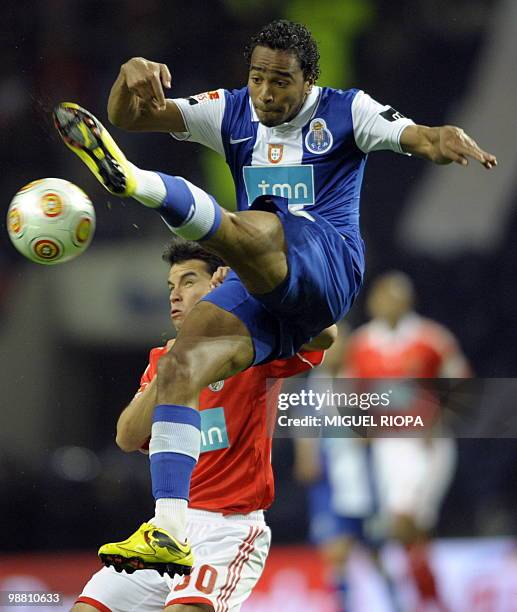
top-left (1, 0), bottom-right (516, 609)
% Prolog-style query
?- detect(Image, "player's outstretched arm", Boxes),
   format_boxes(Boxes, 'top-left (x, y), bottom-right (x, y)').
top-left (107, 57), bottom-right (186, 133)
top-left (400, 124), bottom-right (497, 169)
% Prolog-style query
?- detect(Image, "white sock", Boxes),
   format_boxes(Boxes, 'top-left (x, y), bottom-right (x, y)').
top-left (130, 164), bottom-right (167, 208)
top-left (152, 498), bottom-right (188, 541)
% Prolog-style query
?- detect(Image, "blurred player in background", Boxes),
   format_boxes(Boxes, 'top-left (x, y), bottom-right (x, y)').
top-left (54, 19), bottom-right (495, 573)
top-left (297, 272), bottom-right (470, 611)
top-left (295, 327), bottom-right (401, 612)
top-left (293, 327), bottom-right (375, 612)
top-left (345, 271), bottom-right (470, 611)
top-left (74, 238), bottom-right (332, 612)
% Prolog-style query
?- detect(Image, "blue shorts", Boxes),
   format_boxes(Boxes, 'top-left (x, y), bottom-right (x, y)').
top-left (202, 196), bottom-right (363, 364)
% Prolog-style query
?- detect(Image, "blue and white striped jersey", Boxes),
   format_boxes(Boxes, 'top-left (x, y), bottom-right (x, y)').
top-left (172, 85), bottom-right (413, 246)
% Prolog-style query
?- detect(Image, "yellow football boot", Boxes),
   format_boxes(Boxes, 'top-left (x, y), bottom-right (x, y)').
top-left (53, 102), bottom-right (136, 197)
top-left (98, 522), bottom-right (194, 577)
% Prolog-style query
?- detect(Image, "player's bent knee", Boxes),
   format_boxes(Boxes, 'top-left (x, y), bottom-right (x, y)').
top-left (157, 345), bottom-right (222, 394)
top-left (206, 210), bottom-right (288, 294)
top-left (157, 350), bottom-right (195, 387)
top-left (70, 604), bottom-right (99, 612)
top-left (211, 210), bottom-right (286, 259)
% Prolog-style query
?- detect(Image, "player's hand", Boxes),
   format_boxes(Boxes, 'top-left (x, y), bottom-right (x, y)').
top-left (437, 125), bottom-right (497, 169)
top-left (210, 266), bottom-right (231, 289)
top-left (121, 57), bottom-right (172, 112)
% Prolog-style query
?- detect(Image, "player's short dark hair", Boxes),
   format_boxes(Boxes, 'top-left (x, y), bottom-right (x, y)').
top-left (244, 20), bottom-right (320, 83)
top-left (162, 238), bottom-right (225, 276)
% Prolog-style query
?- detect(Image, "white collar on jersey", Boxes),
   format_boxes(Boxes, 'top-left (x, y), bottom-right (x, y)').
top-left (249, 86), bottom-right (321, 129)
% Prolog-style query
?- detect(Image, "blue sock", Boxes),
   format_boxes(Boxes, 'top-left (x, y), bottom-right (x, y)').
top-left (156, 173), bottom-right (222, 241)
top-left (149, 404), bottom-right (201, 500)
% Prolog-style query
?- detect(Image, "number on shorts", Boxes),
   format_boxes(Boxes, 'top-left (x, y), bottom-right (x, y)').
top-left (174, 564), bottom-right (218, 595)
top-left (196, 564), bottom-right (217, 594)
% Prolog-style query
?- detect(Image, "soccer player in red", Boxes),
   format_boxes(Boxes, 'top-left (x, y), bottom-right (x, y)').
top-left (346, 271), bottom-right (470, 380)
top-left (346, 271), bottom-right (470, 610)
top-left (295, 272), bottom-right (470, 611)
top-left (74, 238), bottom-right (333, 612)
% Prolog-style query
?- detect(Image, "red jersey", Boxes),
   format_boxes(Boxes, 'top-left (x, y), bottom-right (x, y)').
top-left (346, 313), bottom-right (470, 378)
top-left (138, 348), bottom-right (324, 515)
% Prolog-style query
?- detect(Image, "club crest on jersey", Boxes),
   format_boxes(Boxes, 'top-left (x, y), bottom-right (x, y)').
top-left (208, 380), bottom-right (224, 392)
top-left (305, 118), bottom-right (333, 154)
top-left (268, 144), bottom-right (284, 164)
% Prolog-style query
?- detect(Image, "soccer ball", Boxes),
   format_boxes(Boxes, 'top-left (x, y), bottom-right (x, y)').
top-left (7, 178), bottom-right (95, 265)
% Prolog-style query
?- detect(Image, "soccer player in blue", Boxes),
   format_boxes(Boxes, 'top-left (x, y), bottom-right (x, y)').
top-left (54, 20), bottom-right (497, 578)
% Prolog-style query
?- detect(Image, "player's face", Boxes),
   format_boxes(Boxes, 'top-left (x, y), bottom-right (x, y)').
top-left (367, 276), bottom-right (414, 325)
top-left (168, 259), bottom-right (213, 331)
top-left (248, 46), bottom-right (312, 127)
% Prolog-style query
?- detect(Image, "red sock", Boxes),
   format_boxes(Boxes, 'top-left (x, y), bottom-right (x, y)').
top-left (406, 543), bottom-right (440, 603)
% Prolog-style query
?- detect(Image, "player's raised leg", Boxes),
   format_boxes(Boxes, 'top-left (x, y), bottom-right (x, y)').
top-left (54, 102), bottom-right (345, 575)
top-left (53, 103), bottom-right (288, 295)
top-left (99, 300), bottom-right (254, 574)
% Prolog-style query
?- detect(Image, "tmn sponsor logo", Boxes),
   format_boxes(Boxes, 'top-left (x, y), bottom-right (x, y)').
top-left (243, 165), bottom-right (315, 206)
top-left (200, 407), bottom-right (229, 452)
